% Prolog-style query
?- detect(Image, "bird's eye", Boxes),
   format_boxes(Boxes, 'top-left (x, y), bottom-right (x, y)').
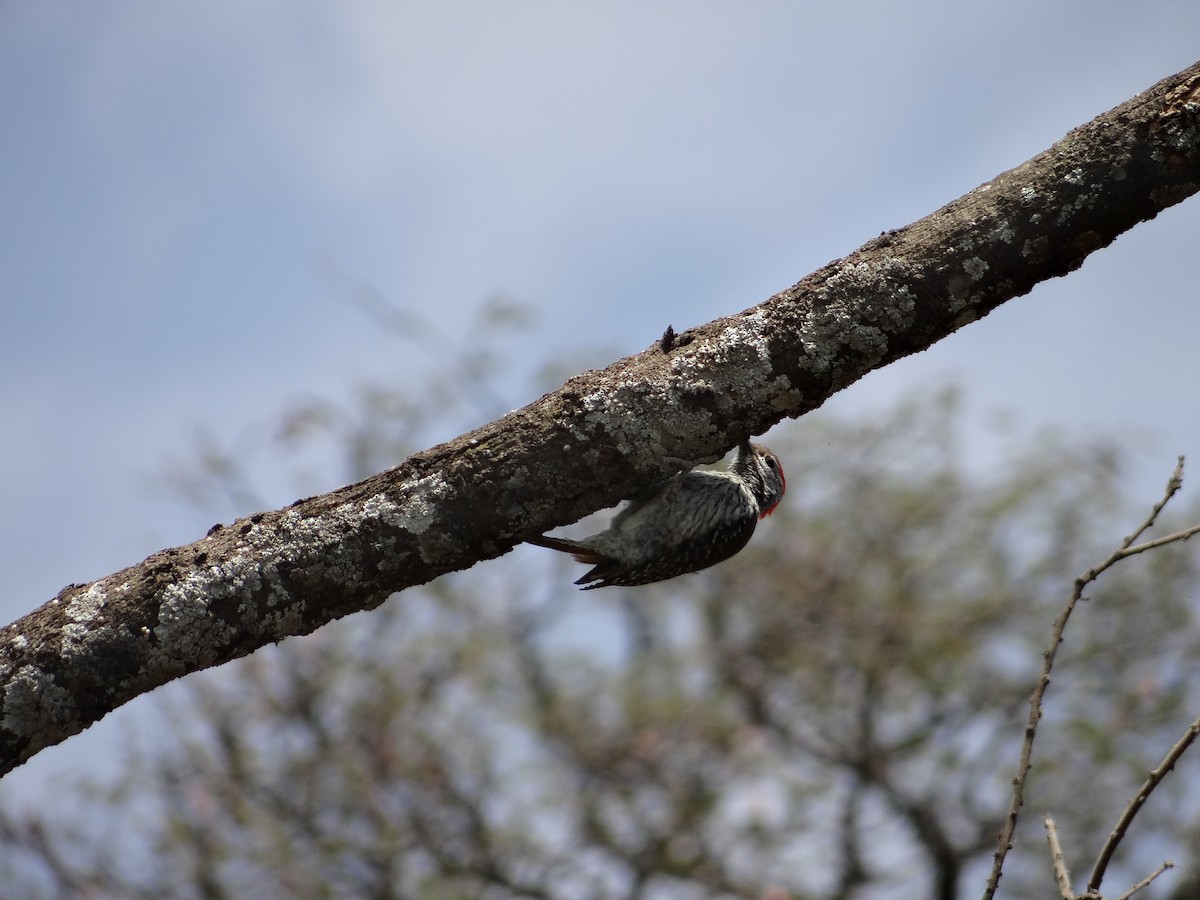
top-left (765, 456), bottom-right (777, 469)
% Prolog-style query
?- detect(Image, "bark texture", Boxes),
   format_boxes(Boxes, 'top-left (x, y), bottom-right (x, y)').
top-left (2, 61), bottom-right (1198, 776)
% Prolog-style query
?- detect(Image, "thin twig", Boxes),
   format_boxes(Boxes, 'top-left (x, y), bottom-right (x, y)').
top-left (982, 568), bottom-right (1097, 900)
top-left (1079, 457), bottom-right (1186, 583)
top-left (1045, 817), bottom-right (1074, 900)
top-left (1087, 715), bottom-right (1200, 892)
top-left (1115, 523), bottom-right (1200, 561)
top-left (982, 457), bottom-right (1190, 900)
top-left (1113, 860), bottom-right (1175, 900)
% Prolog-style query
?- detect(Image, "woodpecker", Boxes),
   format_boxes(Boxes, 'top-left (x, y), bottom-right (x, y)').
top-left (528, 440), bottom-right (785, 589)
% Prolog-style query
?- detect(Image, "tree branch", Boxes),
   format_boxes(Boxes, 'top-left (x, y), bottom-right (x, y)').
top-left (1114, 860), bottom-right (1175, 900)
top-left (1088, 713), bottom-right (1200, 893)
top-left (984, 457), bottom-right (1197, 899)
top-left (1045, 817), bottom-right (1074, 900)
top-left (2, 61), bottom-right (1199, 776)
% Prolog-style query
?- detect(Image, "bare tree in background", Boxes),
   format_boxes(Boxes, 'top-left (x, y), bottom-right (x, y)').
top-left (3, 300), bottom-right (1200, 900)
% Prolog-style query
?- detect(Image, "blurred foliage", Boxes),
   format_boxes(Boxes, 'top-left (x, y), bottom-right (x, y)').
top-left (3, 301), bottom-right (1200, 900)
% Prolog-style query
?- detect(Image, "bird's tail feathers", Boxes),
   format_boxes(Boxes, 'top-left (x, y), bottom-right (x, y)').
top-left (526, 534), bottom-right (606, 565)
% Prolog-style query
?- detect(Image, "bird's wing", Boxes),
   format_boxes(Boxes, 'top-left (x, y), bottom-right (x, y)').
top-left (610, 471), bottom-right (750, 541)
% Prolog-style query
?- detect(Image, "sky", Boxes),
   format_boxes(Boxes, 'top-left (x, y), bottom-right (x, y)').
top-left (2, 2), bottom-right (1200, 809)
